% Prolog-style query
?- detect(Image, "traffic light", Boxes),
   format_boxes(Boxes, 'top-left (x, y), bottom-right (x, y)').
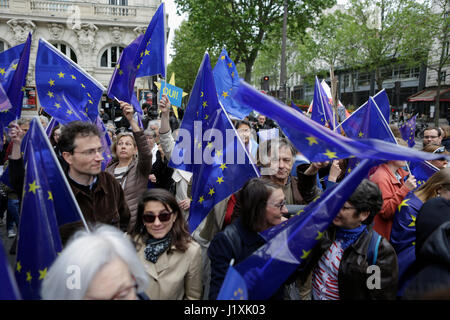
top-left (261, 76), bottom-right (269, 91)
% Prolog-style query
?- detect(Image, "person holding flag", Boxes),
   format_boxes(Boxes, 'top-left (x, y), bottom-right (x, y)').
top-left (390, 168), bottom-right (450, 296)
top-left (106, 101), bottom-right (153, 232)
top-left (303, 179), bottom-right (398, 300)
top-left (369, 139), bottom-right (417, 241)
top-left (8, 120), bottom-right (131, 244)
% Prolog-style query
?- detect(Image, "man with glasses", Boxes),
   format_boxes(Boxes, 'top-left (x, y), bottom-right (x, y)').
top-left (422, 127), bottom-right (443, 148)
top-left (9, 117), bottom-right (130, 244)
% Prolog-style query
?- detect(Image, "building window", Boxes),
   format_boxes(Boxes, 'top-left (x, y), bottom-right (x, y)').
top-left (100, 46), bottom-right (124, 68)
top-left (51, 43), bottom-right (77, 63)
top-left (439, 70), bottom-right (447, 83)
top-left (0, 40), bottom-right (6, 53)
top-left (109, 0), bottom-right (128, 5)
top-left (357, 72), bottom-right (370, 86)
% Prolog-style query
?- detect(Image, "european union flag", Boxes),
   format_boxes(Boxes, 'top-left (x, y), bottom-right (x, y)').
top-left (339, 96), bottom-right (396, 143)
top-left (95, 115), bottom-right (113, 171)
top-left (15, 139), bottom-right (63, 300)
top-left (0, 240), bottom-right (21, 300)
top-left (232, 80), bottom-right (448, 164)
top-left (217, 264), bottom-right (248, 300)
top-left (45, 117), bottom-right (59, 138)
top-left (35, 39), bottom-right (105, 125)
top-left (169, 53), bottom-right (259, 232)
top-left (213, 49), bottom-right (252, 119)
top-left (338, 96), bottom-right (396, 175)
top-left (399, 114), bottom-right (417, 148)
top-left (372, 89), bottom-right (391, 124)
top-left (232, 159), bottom-right (376, 299)
top-left (108, 3), bottom-right (166, 114)
top-left (0, 33), bottom-right (31, 128)
top-left (135, 2), bottom-right (166, 79)
top-left (311, 76), bottom-right (336, 130)
top-left (0, 82), bottom-right (12, 112)
top-left (409, 160), bottom-right (439, 188)
top-left (20, 118), bottom-right (87, 227)
top-left (390, 192), bottom-right (423, 293)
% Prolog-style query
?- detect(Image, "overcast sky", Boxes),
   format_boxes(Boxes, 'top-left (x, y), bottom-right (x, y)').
top-left (165, 0), bottom-right (187, 64)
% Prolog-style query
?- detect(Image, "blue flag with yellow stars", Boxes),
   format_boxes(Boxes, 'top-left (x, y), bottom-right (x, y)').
top-left (409, 160), bottom-right (439, 189)
top-left (311, 76), bottom-right (336, 130)
top-left (0, 33), bottom-right (31, 128)
top-left (232, 80), bottom-right (449, 164)
top-left (217, 264), bottom-right (248, 300)
top-left (107, 3), bottom-right (165, 114)
top-left (35, 39), bottom-right (105, 125)
top-left (20, 118), bottom-right (87, 227)
top-left (169, 53), bottom-right (259, 232)
top-left (390, 191), bottom-right (423, 291)
top-left (213, 49), bottom-right (252, 119)
top-left (399, 114), bottom-right (417, 148)
top-left (15, 137), bottom-right (63, 300)
top-left (0, 239), bottom-right (21, 300)
top-left (339, 96), bottom-right (396, 143)
top-left (95, 115), bottom-right (113, 171)
top-left (230, 159), bottom-right (376, 300)
top-left (338, 96), bottom-right (396, 175)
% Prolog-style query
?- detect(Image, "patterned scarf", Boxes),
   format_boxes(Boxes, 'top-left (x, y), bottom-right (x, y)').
top-left (335, 225), bottom-right (367, 250)
top-left (144, 233), bottom-right (172, 263)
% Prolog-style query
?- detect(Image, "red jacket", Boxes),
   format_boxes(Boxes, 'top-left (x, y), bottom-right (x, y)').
top-left (370, 163), bottom-right (410, 240)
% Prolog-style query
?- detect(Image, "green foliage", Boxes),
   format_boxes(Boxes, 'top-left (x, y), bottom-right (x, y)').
top-left (174, 0), bottom-right (336, 81)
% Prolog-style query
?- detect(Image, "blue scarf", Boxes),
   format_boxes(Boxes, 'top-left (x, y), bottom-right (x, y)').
top-left (335, 225), bottom-right (367, 250)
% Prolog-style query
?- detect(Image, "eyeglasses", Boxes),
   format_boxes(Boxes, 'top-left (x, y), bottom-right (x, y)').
top-left (72, 147), bottom-right (105, 157)
top-left (142, 211), bottom-right (173, 223)
top-left (342, 205), bottom-right (356, 211)
top-left (433, 146), bottom-right (445, 154)
top-left (267, 200), bottom-right (287, 210)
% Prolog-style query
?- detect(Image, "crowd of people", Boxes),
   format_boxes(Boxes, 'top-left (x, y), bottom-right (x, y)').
top-left (1, 97), bottom-right (449, 300)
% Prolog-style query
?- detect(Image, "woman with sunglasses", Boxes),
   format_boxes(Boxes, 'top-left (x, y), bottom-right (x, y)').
top-left (106, 102), bottom-right (153, 232)
top-left (390, 168), bottom-right (450, 297)
top-left (131, 188), bottom-right (203, 300)
top-left (208, 177), bottom-right (290, 300)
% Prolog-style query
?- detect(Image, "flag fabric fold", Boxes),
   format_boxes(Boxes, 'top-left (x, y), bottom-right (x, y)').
top-left (15, 138), bottom-right (63, 300)
top-left (35, 39), bottom-right (105, 125)
top-left (409, 160), bottom-right (439, 188)
top-left (168, 53), bottom-right (259, 232)
top-left (399, 114), bottom-right (417, 148)
top-left (219, 159), bottom-right (376, 300)
top-left (20, 118), bottom-right (87, 227)
top-left (217, 264), bottom-right (248, 300)
top-left (0, 240), bottom-right (21, 300)
top-left (0, 33), bottom-right (31, 128)
top-left (311, 76), bottom-right (336, 130)
top-left (107, 2), bottom-right (166, 114)
top-left (231, 80), bottom-right (448, 164)
top-left (95, 115), bottom-right (113, 171)
top-left (213, 49), bottom-right (252, 119)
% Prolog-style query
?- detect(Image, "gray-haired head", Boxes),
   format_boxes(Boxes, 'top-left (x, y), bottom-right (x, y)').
top-left (40, 224), bottom-right (149, 300)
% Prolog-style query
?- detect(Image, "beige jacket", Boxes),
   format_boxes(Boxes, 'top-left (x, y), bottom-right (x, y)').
top-left (136, 237), bottom-right (203, 300)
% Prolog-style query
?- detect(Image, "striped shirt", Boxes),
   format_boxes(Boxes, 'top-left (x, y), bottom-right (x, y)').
top-left (312, 240), bottom-right (344, 300)
top-left (114, 166), bottom-right (128, 188)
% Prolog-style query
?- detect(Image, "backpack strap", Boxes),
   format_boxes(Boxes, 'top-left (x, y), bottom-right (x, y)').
top-left (367, 230), bottom-right (382, 266)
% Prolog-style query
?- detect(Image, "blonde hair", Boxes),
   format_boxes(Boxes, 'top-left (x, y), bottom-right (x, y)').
top-left (111, 132), bottom-right (136, 160)
top-left (416, 168), bottom-right (450, 202)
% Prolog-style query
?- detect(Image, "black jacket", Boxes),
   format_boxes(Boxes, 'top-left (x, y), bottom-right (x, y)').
top-left (302, 226), bottom-right (398, 300)
top-left (207, 218), bottom-right (266, 300)
top-left (403, 221), bottom-right (450, 299)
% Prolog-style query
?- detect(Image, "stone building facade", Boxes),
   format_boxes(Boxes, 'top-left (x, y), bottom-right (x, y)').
top-left (0, 0), bottom-right (165, 117)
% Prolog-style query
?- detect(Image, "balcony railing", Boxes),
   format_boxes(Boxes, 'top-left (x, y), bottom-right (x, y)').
top-left (94, 4), bottom-right (136, 17)
top-left (31, 0), bottom-right (71, 12)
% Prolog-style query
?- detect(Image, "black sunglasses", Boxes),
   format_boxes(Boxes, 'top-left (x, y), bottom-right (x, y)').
top-left (142, 212), bottom-right (173, 223)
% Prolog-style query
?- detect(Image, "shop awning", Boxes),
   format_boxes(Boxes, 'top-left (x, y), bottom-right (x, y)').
top-left (407, 87), bottom-right (450, 102)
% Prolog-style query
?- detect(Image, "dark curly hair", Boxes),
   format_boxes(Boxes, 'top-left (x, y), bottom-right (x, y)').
top-left (347, 179), bottom-right (383, 225)
top-left (58, 121), bottom-right (100, 153)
